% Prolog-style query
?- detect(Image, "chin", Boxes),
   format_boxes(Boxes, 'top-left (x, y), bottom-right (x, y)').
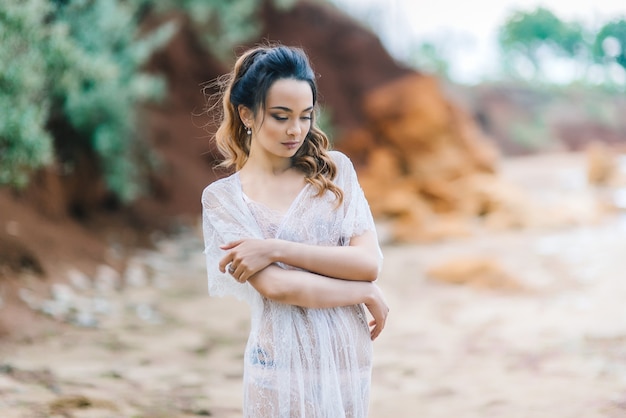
top-left (277, 145), bottom-right (303, 157)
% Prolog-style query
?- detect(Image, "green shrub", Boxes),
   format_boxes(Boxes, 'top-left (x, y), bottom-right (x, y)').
top-left (1, 0), bottom-right (175, 201)
top-left (49, 0), bottom-right (175, 202)
top-left (150, 0), bottom-right (299, 61)
top-left (0, 0), bottom-right (55, 188)
top-left (1, 0), bottom-right (299, 201)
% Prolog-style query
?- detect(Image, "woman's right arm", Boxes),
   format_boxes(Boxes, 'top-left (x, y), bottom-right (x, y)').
top-left (247, 265), bottom-right (389, 340)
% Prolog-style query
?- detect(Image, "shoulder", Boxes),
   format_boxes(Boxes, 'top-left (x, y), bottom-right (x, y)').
top-left (328, 150), bottom-right (358, 179)
top-left (202, 174), bottom-right (238, 205)
top-left (328, 150), bottom-right (357, 174)
top-left (328, 150), bottom-right (351, 166)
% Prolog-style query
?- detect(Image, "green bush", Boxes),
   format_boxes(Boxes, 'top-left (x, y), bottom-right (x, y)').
top-left (151, 0), bottom-right (298, 61)
top-left (1, 0), bottom-right (299, 202)
top-left (1, 0), bottom-right (174, 201)
top-left (0, 0), bottom-right (55, 188)
top-left (50, 0), bottom-right (175, 202)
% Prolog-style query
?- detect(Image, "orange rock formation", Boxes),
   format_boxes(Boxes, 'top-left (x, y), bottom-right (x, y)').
top-left (338, 74), bottom-right (535, 242)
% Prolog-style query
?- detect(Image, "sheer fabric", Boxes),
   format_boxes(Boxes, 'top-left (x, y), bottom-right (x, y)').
top-left (202, 151), bottom-right (381, 417)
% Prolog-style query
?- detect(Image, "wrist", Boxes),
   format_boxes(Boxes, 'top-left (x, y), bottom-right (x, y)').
top-left (362, 282), bottom-right (376, 304)
top-left (270, 239), bottom-right (285, 263)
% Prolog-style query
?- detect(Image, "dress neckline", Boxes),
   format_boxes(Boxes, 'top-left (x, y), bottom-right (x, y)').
top-left (235, 172), bottom-right (310, 220)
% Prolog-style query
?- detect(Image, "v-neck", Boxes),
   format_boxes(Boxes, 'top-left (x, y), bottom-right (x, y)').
top-left (235, 172), bottom-right (309, 221)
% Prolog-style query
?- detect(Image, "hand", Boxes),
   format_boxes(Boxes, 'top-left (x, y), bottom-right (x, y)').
top-left (363, 283), bottom-right (389, 341)
top-left (219, 239), bottom-right (278, 283)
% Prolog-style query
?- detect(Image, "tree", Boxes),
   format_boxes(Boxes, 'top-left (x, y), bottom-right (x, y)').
top-left (498, 7), bottom-right (587, 79)
top-left (593, 19), bottom-right (626, 71)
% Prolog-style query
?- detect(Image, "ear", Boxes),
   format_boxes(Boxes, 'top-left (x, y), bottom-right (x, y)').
top-left (238, 105), bottom-right (254, 128)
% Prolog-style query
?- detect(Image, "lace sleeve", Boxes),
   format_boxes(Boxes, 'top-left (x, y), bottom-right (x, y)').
top-left (331, 151), bottom-right (383, 258)
top-left (201, 184), bottom-right (255, 303)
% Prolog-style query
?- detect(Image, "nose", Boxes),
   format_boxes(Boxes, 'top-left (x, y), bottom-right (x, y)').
top-left (287, 121), bottom-right (302, 136)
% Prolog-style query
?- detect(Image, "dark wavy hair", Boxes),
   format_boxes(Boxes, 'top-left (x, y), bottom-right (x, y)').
top-left (210, 44), bottom-right (343, 204)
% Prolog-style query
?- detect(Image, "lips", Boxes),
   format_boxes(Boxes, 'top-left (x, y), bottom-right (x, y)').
top-left (281, 141), bottom-right (300, 148)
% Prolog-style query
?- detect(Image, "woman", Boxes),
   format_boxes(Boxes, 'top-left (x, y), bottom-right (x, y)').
top-left (201, 44), bottom-right (389, 418)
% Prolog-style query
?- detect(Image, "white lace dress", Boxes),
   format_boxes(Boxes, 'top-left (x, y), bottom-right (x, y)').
top-left (201, 151), bottom-right (382, 418)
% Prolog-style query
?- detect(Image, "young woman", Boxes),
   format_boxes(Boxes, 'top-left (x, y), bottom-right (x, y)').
top-left (201, 44), bottom-right (389, 417)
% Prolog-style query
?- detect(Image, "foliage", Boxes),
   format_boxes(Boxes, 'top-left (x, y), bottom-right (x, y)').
top-left (146, 0), bottom-right (299, 61)
top-left (1, 0), bottom-right (302, 200)
top-left (498, 7), bottom-right (587, 78)
top-left (593, 19), bottom-right (626, 70)
top-left (52, 0), bottom-right (176, 201)
top-left (497, 7), bottom-right (626, 89)
top-left (1, 0), bottom-right (175, 200)
top-left (144, 0), bottom-right (261, 61)
top-left (0, 0), bottom-right (55, 188)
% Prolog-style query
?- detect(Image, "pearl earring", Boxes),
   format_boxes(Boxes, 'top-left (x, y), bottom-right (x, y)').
top-left (246, 126), bottom-right (252, 135)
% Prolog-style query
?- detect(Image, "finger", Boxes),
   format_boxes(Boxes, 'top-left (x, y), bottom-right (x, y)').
top-left (230, 264), bottom-right (239, 277)
top-left (371, 325), bottom-right (379, 340)
top-left (378, 314), bottom-right (387, 330)
top-left (220, 256), bottom-right (235, 273)
top-left (238, 263), bottom-right (254, 283)
top-left (230, 265), bottom-right (247, 283)
top-left (373, 322), bottom-right (383, 340)
top-left (370, 318), bottom-right (385, 340)
top-left (218, 254), bottom-right (233, 273)
top-left (220, 240), bottom-right (243, 250)
top-left (369, 320), bottom-right (378, 340)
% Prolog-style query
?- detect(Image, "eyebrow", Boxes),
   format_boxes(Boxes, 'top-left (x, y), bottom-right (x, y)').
top-left (269, 106), bottom-right (314, 113)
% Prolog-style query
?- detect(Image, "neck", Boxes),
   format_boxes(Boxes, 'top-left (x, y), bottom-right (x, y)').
top-left (244, 149), bottom-right (292, 176)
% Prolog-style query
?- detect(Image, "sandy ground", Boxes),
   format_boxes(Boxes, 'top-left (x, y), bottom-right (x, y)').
top-left (1, 152), bottom-right (626, 418)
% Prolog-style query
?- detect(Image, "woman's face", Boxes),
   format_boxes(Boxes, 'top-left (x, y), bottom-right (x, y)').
top-left (247, 78), bottom-right (313, 162)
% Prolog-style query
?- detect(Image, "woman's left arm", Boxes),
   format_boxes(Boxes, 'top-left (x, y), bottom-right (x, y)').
top-left (219, 230), bottom-right (381, 283)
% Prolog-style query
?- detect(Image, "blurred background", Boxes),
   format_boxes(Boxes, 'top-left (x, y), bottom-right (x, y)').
top-left (1, 0), bottom-right (626, 417)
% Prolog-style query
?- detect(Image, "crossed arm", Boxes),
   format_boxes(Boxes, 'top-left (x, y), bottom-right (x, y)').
top-left (218, 230), bottom-right (381, 282)
top-left (217, 230), bottom-right (389, 340)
